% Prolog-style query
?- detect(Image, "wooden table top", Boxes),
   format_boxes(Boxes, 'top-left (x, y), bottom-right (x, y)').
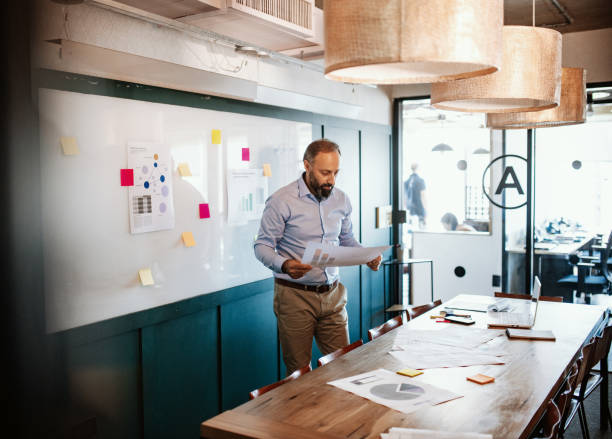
top-left (201, 295), bottom-right (606, 439)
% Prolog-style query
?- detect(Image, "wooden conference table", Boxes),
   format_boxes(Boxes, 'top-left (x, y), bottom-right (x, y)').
top-left (201, 295), bottom-right (607, 439)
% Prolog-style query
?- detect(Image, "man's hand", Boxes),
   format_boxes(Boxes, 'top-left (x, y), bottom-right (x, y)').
top-left (367, 255), bottom-right (382, 271)
top-left (282, 259), bottom-right (313, 279)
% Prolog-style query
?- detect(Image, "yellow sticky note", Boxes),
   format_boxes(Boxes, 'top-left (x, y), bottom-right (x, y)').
top-left (263, 164), bottom-right (272, 177)
top-left (60, 136), bottom-right (80, 155)
top-left (138, 268), bottom-right (154, 286)
top-left (397, 368), bottom-right (423, 377)
top-left (182, 231), bottom-right (196, 248)
top-left (178, 163), bottom-right (192, 177)
top-left (211, 129), bottom-right (222, 145)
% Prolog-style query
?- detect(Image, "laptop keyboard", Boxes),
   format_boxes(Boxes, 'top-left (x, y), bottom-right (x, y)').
top-left (489, 312), bottom-right (530, 326)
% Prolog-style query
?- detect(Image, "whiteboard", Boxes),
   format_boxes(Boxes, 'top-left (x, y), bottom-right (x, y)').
top-left (39, 88), bottom-right (312, 332)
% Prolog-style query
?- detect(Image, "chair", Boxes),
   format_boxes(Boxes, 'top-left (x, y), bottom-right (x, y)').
top-left (495, 292), bottom-right (532, 300)
top-left (533, 400), bottom-right (561, 439)
top-left (557, 362), bottom-right (580, 435)
top-left (406, 299), bottom-right (443, 320)
top-left (249, 363), bottom-right (312, 400)
top-left (569, 323), bottom-right (612, 437)
top-left (562, 339), bottom-right (597, 438)
top-left (317, 339), bottom-right (364, 367)
top-left (495, 292), bottom-right (563, 302)
top-left (368, 315), bottom-right (403, 341)
top-left (557, 234), bottom-right (611, 302)
top-left (540, 296), bottom-right (564, 303)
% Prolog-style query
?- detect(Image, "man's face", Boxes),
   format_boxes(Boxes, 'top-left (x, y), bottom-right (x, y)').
top-left (304, 151), bottom-right (340, 200)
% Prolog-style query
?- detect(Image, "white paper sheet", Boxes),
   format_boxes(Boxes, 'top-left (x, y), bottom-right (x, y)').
top-left (392, 327), bottom-right (504, 350)
top-left (301, 242), bottom-right (390, 267)
top-left (388, 343), bottom-right (505, 369)
top-left (128, 142), bottom-right (175, 234)
top-left (382, 427), bottom-right (492, 439)
top-left (328, 369), bottom-right (462, 415)
top-left (226, 169), bottom-right (268, 225)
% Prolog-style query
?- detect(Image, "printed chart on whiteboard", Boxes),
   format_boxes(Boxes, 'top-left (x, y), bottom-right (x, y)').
top-left (226, 169), bottom-right (268, 225)
top-left (128, 142), bottom-right (175, 234)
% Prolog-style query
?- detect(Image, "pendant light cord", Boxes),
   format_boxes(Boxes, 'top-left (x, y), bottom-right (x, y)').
top-left (533, 0), bottom-right (535, 26)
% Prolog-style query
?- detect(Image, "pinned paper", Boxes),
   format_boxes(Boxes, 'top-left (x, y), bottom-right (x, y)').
top-left (241, 147), bottom-right (250, 161)
top-left (177, 163), bottom-right (192, 177)
top-left (199, 203), bottom-right (210, 219)
top-left (60, 136), bottom-right (80, 155)
top-left (182, 231), bottom-right (196, 247)
top-left (263, 163), bottom-right (272, 177)
top-left (120, 169), bottom-right (134, 186)
top-left (467, 374), bottom-right (495, 385)
top-left (138, 268), bottom-right (154, 286)
top-left (397, 368), bottom-right (423, 378)
top-left (212, 129), bottom-right (222, 144)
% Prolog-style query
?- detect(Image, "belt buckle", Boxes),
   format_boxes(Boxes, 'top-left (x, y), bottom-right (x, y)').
top-left (315, 284), bottom-right (324, 293)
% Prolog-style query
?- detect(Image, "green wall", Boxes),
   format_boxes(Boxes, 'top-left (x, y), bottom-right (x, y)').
top-left (34, 70), bottom-right (392, 439)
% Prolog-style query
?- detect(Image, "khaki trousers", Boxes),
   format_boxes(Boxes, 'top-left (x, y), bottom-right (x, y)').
top-left (273, 281), bottom-right (350, 375)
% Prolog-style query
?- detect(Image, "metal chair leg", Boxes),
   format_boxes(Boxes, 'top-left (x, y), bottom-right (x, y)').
top-left (579, 402), bottom-right (591, 439)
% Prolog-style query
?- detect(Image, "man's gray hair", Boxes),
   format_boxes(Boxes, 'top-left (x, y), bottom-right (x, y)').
top-left (303, 139), bottom-right (341, 163)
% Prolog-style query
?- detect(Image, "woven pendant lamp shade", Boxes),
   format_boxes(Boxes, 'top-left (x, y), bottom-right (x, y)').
top-left (431, 26), bottom-right (562, 113)
top-left (324, 0), bottom-right (503, 84)
top-left (486, 68), bottom-right (587, 129)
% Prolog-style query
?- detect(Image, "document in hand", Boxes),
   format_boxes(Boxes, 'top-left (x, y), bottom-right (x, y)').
top-left (301, 242), bottom-right (390, 267)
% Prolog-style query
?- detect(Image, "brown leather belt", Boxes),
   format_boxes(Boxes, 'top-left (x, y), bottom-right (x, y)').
top-left (275, 278), bottom-right (338, 293)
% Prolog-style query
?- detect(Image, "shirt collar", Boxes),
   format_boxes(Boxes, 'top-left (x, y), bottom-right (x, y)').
top-left (297, 173), bottom-right (312, 199)
top-left (297, 172), bottom-right (335, 201)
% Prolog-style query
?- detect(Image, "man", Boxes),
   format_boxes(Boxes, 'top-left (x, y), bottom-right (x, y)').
top-left (404, 163), bottom-right (427, 228)
top-left (254, 139), bottom-right (381, 374)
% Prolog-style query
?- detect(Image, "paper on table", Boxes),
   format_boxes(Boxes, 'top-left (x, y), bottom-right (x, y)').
top-left (301, 242), bottom-right (390, 267)
top-left (328, 369), bottom-right (462, 415)
top-left (389, 343), bottom-right (504, 370)
top-left (392, 327), bottom-right (504, 350)
top-left (382, 427), bottom-right (492, 439)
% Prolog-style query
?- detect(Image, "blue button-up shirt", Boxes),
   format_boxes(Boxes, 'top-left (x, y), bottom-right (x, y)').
top-left (254, 173), bottom-right (361, 285)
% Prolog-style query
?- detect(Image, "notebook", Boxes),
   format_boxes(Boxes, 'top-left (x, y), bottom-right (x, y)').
top-left (487, 277), bottom-right (542, 329)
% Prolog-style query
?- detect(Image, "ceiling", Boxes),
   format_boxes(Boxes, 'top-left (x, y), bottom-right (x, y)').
top-left (504, 0), bottom-right (612, 33)
top-left (316, 0), bottom-right (612, 34)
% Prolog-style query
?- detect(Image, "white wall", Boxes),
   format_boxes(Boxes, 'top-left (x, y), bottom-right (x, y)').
top-left (563, 28), bottom-right (612, 83)
top-left (33, 0), bottom-right (392, 126)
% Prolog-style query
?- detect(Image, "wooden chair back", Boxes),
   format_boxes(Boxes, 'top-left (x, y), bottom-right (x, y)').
top-left (592, 323), bottom-right (612, 367)
top-left (534, 400), bottom-right (561, 439)
top-left (495, 292), bottom-right (532, 300)
top-left (575, 339), bottom-right (597, 401)
top-left (318, 339), bottom-right (364, 367)
top-left (406, 299), bottom-right (443, 320)
top-left (367, 315), bottom-right (403, 341)
top-left (249, 363), bottom-right (312, 400)
top-left (556, 362), bottom-right (579, 428)
top-left (539, 296), bottom-right (563, 302)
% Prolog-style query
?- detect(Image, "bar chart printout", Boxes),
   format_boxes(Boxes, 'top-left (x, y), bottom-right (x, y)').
top-left (302, 242), bottom-right (390, 267)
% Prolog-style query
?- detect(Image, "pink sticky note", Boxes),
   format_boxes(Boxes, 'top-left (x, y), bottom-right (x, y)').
top-left (199, 203), bottom-right (210, 219)
top-left (121, 169), bottom-right (134, 186)
top-left (242, 148), bottom-right (250, 161)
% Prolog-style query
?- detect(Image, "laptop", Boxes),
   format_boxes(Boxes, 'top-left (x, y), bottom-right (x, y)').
top-left (487, 276), bottom-right (542, 329)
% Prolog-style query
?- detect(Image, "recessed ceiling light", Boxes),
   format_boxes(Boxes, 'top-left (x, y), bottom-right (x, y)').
top-left (592, 91), bottom-right (611, 100)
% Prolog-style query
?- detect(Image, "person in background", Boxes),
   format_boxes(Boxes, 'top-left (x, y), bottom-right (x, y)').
top-left (441, 212), bottom-right (476, 232)
top-left (404, 163), bottom-right (427, 228)
top-left (254, 139), bottom-right (382, 374)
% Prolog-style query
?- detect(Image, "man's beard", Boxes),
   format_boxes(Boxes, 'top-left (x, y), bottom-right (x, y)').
top-left (307, 173), bottom-right (333, 200)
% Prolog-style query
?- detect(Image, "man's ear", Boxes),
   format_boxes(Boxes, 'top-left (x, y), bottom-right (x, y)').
top-left (303, 159), bottom-right (310, 172)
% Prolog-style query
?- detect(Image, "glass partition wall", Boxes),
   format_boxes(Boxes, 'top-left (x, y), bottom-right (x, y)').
top-left (396, 89), bottom-right (612, 309)
top-left (504, 99), bottom-right (612, 303)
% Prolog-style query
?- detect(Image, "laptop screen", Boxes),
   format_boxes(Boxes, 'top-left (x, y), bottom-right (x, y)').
top-left (532, 276), bottom-right (542, 300)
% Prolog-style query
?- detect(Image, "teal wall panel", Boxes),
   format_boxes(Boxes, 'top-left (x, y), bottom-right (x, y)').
top-left (141, 308), bottom-right (218, 439)
top-left (66, 331), bottom-right (141, 439)
top-left (220, 290), bottom-right (278, 410)
top-left (360, 129), bottom-right (393, 333)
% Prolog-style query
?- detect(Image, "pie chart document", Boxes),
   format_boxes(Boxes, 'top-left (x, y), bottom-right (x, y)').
top-left (328, 369), bottom-right (462, 414)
